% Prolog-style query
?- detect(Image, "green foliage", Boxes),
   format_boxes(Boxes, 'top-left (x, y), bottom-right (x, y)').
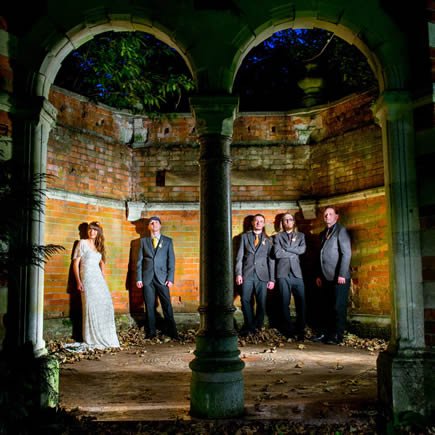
top-left (0, 151), bottom-right (65, 286)
top-left (55, 32), bottom-right (195, 115)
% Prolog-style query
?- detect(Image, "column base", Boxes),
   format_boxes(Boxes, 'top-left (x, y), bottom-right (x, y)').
top-left (189, 334), bottom-right (245, 418)
top-left (38, 354), bottom-right (60, 408)
top-left (377, 348), bottom-right (435, 427)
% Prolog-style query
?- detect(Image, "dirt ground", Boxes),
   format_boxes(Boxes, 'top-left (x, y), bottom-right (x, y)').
top-left (57, 328), bottom-right (381, 432)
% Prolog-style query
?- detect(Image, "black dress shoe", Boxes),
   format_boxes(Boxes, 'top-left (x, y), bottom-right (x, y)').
top-left (311, 334), bottom-right (325, 342)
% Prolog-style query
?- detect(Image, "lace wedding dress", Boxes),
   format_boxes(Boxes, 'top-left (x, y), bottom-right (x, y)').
top-left (66, 239), bottom-right (120, 351)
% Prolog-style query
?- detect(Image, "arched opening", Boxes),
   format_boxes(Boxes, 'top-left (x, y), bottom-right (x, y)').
top-left (42, 30), bottom-right (196, 340)
top-left (234, 28), bottom-right (378, 111)
top-left (231, 27), bottom-right (388, 342)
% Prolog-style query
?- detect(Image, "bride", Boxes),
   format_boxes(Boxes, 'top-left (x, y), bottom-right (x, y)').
top-left (70, 221), bottom-right (120, 350)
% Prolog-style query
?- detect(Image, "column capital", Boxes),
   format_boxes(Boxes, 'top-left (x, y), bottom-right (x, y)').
top-left (189, 94), bottom-right (239, 137)
top-left (372, 90), bottom-right (413, 124)
top-left (10, 95), bottom-right (57, 128)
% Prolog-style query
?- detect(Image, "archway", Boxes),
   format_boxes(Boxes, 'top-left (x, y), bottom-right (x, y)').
top-left (231, 26), bottom-right (386, 338)
top-left (226, 13), bottom-right (425, 420)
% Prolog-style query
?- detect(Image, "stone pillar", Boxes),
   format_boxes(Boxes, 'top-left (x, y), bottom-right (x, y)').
top-left (5, 97), bottom-right (57, 356)
top-left (373, 91), bottom-right (432, 420)
top-left (188, 95), bottom-right (245, 418)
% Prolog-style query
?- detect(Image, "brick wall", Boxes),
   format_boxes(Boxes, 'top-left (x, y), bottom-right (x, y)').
top-left (44, 201), bottom-right (201, 315)
top-left (49, 88), bottom-right (381, 203)
top-left (44, 87), bottom-right (390, 328)
top-left (316, 197), bottom-right (390, 315)
top-left (44, 199), bottom-right (134, 317)
top-left (311, 125), bottom-right (383, 196)
top-left (48, 125), bottom-right (133, 199)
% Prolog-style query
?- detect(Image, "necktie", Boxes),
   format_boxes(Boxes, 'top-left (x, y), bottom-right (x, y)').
top-left (254, 234), bottom-right (259, 247)
top-left (152, 237), bottom-right (158, 249)
top-left (322, 227), bottom-right (332, 245)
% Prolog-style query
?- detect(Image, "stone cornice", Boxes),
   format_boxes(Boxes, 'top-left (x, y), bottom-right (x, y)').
top-left (47, 186), bottom-right (385, 221)
top-left (46, 189), bottom-right (126, 211)
top-left (318, 186), bottom-right (385, 207)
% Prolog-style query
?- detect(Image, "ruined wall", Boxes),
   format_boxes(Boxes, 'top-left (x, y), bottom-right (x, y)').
top-left (45, 87), bottom-right (389, 324)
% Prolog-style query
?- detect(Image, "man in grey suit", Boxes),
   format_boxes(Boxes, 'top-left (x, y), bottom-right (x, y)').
top-left (272, 213), bottom-right (307, 340)
top-left (235, 214), bottom-right (275, 335)
top-left (136, 216), bottom-right (178, 339)
top-left (313, 206), bottom-right (352, 344)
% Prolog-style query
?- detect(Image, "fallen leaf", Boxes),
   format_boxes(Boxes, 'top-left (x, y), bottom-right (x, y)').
top-left (335, 362), bottom-right (344, 370)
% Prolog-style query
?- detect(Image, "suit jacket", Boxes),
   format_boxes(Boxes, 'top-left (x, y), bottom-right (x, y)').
top-left (272, 231), bottom-right (306, 279)
top-left (235, 231), bottom-right (275, 282)
top-left (319, 223), bottom-right (351, 281)
top-left (136, 235), bottom-right (175, 285)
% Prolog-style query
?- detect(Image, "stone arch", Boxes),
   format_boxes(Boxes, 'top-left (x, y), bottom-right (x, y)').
top-left (9, 11), bottom-right (196, 355)
top-left (220, 2), bottom-right (410, 94)
top-left (33, 17), bottom-right (195, 100)
top-left (231, 18), bottom-right (384, 94)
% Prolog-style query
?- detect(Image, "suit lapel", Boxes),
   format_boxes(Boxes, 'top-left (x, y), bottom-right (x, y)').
top-left (146, 237), bottom-right (156, 257)
top-left (248, 232), bottom-right (256, 251)
top-left (321, 224), bottom-right (336, 247)
top-left (154, 235), bottom-right (165, 257)
top-left (282, 231), bottom-right (291, 247)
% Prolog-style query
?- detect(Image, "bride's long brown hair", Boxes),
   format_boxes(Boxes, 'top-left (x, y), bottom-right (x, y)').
top-left (88, 221), bottom-right (106, 262)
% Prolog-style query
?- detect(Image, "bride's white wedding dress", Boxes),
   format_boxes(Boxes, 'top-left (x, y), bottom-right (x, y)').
top-left (66, 239), bottom-right (120, 351)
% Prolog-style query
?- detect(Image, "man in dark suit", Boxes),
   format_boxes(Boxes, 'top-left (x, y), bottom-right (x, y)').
top-left (235, 214), bottom-right (275, 335)
top-left (136, 216), bottom-right (178, 339)
top-left (313, 206), bottom-right (352, 344)
top-left (272, 213), bottom-right (307, 340)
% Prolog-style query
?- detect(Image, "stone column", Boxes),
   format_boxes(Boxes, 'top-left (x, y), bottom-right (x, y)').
top-left (373, 91), bottom-right (431, 420)
top-left (6, 97), bottom-right (57, 356)
top-left (188, 95), bottom-right (245, 418)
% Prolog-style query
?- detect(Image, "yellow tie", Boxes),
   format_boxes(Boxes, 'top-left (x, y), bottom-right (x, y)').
top-left (254, 234), bottom-right (259, 247)
top-left (152, 237), bottom-right (158, 249)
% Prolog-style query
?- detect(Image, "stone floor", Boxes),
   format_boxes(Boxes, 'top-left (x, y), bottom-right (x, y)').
top-left (59, 336), bottom-right (379, 427)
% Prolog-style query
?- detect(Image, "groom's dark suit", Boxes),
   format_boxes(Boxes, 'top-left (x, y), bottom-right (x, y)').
top-left (136, 234), bottom-right (177, 338)
top-left (137, 235), bottom-right (175, 285)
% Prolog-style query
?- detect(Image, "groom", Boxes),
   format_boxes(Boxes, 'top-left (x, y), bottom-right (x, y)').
top-left (136, 216), bottom-right (178, 339)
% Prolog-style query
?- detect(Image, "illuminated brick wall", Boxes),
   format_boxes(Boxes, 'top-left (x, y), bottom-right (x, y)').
top-left (44, 87), bottom-right (389, 323)
top-left (44, 200), bottom-right (201, 315)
